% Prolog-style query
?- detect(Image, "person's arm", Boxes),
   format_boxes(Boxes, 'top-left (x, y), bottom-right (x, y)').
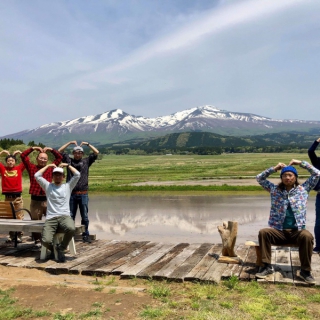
top-left (58, 141), bottom-right (77, 153)
top-left (59, 163), bottom-right (80, 189)
top-left (256, 162), bottom-right (286, 192)
top-left (43, 147), bottom-right (63, 165)
top-left (80, 141), bottom-right (99, 155)
top-left (20, 147), bottom-right (41, 169)
top-left (308, 138), bottom-right (320, 168)
top-left (0, 150), bottom-right (10, 156)
top-left (290, 159), bottom-right (320, 192)
top-left (34, 164), bottom-right (56, 189)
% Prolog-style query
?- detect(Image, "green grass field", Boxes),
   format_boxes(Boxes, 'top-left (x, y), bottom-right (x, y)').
top-left (83, 152), bottom-right (310, 192)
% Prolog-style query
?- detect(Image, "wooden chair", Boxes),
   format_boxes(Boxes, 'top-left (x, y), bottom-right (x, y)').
top-left (0, 200), bottom-right (32, 247)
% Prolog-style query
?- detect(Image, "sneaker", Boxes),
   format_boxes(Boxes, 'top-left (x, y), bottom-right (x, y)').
top-left (34, 240), bottom-right (42, 248)
top-left (313, 247), bottom-right (320, 254)
top-left (82, 236), bottom-right (92, 243)
top-left (55, 244), bottom-right (66, 263)
top-left (5, 237), bottom-right (12, 243)
top-left (255, 265), bottom-right (274, 279)
top-left (46, 250), bottom-right (55, 260)
top-left (300, 269), bottom-right (316, 284)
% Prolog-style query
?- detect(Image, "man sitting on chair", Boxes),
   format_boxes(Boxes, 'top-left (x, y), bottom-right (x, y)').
top-left (35, 163), bottom-right (80, 262)
top-left (255, 159), bottom-right (320, 284)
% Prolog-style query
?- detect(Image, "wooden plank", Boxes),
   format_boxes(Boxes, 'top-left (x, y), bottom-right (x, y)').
top-left (184, 244), bottom-right (221, 281)
top-left (82, 241), bottom-right (149, 276)
top-left (311, 252), bottom-right (320, 286)
top-left (166, 243), bottom-right (213, 282)
top-left (46, 240), bottom-right (117, 274)
top-left (239, 246), bottom-right (258, 281)
top-left (201, 255), bottom-right (225, 284)
top-left (137, 243), bottom-right (189, 279)
top-left (112, 242), bottom-right (159, 275)
top-left (221, 244), bottom-right (248, 279)
top-left (290, 248), bottom-right (308, 286)
top-left (152, 243), bottom-right (201, 280)
top-left (273, 248), bottom-right (293, 284)
top-left (120, 243), bottom-right (176, 279)
top-left (93, 241), bottom-right (150, 275)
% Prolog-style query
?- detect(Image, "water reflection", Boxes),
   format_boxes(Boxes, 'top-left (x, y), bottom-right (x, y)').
top-left (81, 194), bottom-right (317, 243)
top-left (23, 194), bottom-right (317, 244)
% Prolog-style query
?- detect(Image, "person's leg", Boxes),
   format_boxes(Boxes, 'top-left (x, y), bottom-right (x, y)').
top-left (69, 194), bottom-right (78, 220)
top-left (30, 199), bottom-right (44, 242)
top-left (42, 218), bottom-right (58, 251)
top-left (258, 228), bottom-right (286, 264)
top-left (78, 194), bottom-right (89, 238)
top-left (289, 229), bottom-right (314, 271)
top-left (57, 216), bottom-right (76, 250)
top-left (5, 196), bottom-right (23, 242)
top-left (314, 193), bottom-right (320, 250)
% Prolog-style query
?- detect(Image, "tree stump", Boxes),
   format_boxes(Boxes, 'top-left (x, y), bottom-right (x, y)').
top-left (217, 221), bottom-right (242, 264)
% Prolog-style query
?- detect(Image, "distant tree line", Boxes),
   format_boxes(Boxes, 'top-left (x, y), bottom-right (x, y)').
top-left (97, 145), bottom-right (308, 155)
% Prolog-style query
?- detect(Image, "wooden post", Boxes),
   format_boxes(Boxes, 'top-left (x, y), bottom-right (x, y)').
top-left (217, 221), bottom-right (242, 264)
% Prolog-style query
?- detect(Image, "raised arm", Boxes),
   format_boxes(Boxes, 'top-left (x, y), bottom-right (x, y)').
top-left (80, 141), bottom-right (99, 155)
top-left (256, 162), bottom-right (286, 192)
top-left (58, 141), bottom-right (77, 153)
top-left (308, 138), bottom-right (320, 168)
top-left (43, 147), bottom-right (63, 165)
top-left (0, 150), bottom-right (10, 156)
top-left (289, 159), bottom-right (320, 191)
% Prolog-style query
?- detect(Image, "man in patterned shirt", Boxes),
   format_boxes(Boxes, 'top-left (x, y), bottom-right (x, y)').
top-left (21, 146), bottom-right (62, 244)
top-left (255, 159), bottom-right (320, 284)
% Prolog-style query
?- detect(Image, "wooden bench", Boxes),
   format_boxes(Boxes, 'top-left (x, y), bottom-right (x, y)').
top-left (0, 219), bottom-right (85, 260)
top-left (0, 201), bottom-right (32, 247)
top-left (245, 240), bottom-right (299, 266)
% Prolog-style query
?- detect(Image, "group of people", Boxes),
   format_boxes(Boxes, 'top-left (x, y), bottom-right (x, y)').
top-left (0, 141), bottom-right (99, 262)
top-left (1, 136), bottom-right (320, 277)
top-left (255, 137), bottom-right (320, 284)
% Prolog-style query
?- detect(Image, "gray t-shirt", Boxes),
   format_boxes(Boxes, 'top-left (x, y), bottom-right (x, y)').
top-left (35, 170), bottom-right (80, 220)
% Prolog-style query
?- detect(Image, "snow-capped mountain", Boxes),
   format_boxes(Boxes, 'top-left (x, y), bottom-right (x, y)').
top-left (2, 105), bottom-right (320, 146)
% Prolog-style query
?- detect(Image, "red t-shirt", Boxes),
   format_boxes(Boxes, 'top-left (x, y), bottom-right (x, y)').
top-left (0, 162), bottom-right (25, 194)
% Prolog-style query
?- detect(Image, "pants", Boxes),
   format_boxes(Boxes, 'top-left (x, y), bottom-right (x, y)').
top-left (70, 193), bottom-right (89, 236)
top-left (5, 196), bottom-right (23, 239)
top-left (30, 199), bottom-right (47, 241)
top-left (42, 216), bottom-right (75, 251)
top-left (258, 228), bottom-right (314, 271)
top-left (314, 193), bottom-right (320, 249)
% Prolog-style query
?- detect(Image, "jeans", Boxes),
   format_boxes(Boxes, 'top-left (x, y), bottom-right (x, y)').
top-left (314, 193), bottom-right (320, 248)
top-left (70, 193), bottom-right (89, 236)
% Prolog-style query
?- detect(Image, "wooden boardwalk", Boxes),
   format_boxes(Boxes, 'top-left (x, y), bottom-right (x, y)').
top-left (0, 238), bottom-right (319, 286)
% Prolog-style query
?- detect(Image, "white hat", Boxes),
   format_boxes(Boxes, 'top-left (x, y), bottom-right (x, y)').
top-left (73, 146), bottom-right (84, 152)
top-left (53, 167), bottom-right (64, 174)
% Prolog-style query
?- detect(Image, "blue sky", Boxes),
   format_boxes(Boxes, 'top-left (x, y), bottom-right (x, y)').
top-left (1, 0), bottom-right (320, 136)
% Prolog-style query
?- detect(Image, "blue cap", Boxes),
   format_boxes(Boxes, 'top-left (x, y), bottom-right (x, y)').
top-left (280, 166), bottom-right (298, 177)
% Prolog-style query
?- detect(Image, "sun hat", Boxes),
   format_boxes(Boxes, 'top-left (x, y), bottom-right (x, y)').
top-left (73, 146), bottom-right (84, 152)
top-left (280, 166), bottom-right (298, 177)
top-left (53, 167), bottom-right (64, 174)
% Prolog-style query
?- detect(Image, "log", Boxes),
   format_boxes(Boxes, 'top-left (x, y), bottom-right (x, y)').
top-left (217, 221), bottom-right (238, 257)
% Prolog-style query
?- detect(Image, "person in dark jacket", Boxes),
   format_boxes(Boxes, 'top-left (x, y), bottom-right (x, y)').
top-left (58, 141), bottom-right (99, 243)
top-left (308, 138), bottom-right (320, 253)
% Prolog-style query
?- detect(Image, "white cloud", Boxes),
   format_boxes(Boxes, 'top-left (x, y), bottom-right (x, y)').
top-left (0, 0), bottom-right (320, 136)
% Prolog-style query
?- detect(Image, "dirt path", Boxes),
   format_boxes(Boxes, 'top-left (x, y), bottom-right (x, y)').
top-left (0, 265), bottom-right (153, 319)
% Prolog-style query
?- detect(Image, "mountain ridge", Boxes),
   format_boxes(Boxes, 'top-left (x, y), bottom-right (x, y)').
top-left (2, 105), bottom-right (320, 146)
